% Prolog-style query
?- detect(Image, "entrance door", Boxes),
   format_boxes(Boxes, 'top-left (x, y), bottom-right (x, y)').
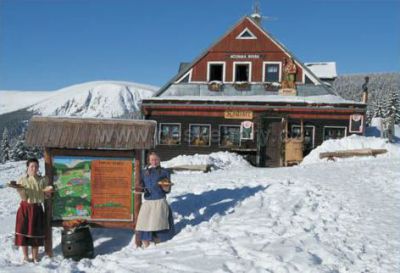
top-left (259, 117), bottom-right (283, 167)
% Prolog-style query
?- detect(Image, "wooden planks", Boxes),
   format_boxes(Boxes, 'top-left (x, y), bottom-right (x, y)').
top-left (319, 148), bottom-right (388, 159)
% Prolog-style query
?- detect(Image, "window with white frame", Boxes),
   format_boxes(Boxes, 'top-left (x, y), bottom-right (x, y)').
top-left (323, 126), bottom-right (347, 141)
top-left (236, 28), bottom-right (257, 40)
top-left (234, 62), bottom-right (251, 82)
top-left (219, 125), bottom-right (240, 147)
top-left (159, 123), bottom-right (181, 145)
top-left (207, 62), bottom-right (225, 82)
top-left (263, 62), bottom-right (281, 82)
top-left (189, 124), bottom-right (211, 146)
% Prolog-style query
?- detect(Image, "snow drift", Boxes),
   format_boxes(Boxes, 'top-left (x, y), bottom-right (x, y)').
top-left (161, 151), bottom-right (251, 170)
top-left (301, 134), bottom-right (400, 165)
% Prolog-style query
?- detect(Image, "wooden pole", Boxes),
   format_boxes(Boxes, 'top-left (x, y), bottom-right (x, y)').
top-left (134, 150), bottom-right (142, 247)
top-left (300, 119), bottom-right (304, 138)
top-left (44, 148), bottom-right (53, 257)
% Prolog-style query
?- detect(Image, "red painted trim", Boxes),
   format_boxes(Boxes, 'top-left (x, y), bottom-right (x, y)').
top-left (143, 105), bottom-right (363, 114)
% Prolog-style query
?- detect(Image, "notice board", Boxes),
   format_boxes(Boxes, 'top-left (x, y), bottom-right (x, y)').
top-left (52, 156), bottom-right (134, 221)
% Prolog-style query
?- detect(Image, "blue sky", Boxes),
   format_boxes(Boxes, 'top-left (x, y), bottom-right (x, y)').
top-left (0, 0), bottom-right (399, 91)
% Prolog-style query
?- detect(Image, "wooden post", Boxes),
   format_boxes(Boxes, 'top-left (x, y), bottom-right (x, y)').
top-left (44, 148), bottom-right (53, 257)
top-left (134, 150), bottom-right (142, 247)
top-left (134, 150), bottom-right (142, 229)
top-left (300, 119), bottom-right (304, 138)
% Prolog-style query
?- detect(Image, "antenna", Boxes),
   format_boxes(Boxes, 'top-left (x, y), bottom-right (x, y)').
top-left (250, 0), bottom-right (277, 25)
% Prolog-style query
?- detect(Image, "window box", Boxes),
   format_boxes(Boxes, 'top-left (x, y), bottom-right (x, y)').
top-left (264, 82), bottom-right (280, 91)
top-left (234, 81), bottom-right (250, 91)
top-left (208, 81), bottom-right (223, 92)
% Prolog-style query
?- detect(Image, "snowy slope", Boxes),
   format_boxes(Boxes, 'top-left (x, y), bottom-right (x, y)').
top-left (0, 138), bottom-right (399, 272)
top-left (0, 81), bottom-right (158, 117)
top-left (0, 91), bottom-right (53, 115)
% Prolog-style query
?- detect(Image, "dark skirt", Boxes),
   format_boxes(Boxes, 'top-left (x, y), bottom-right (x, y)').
top-left (15, 201), bottom-right (45, 246)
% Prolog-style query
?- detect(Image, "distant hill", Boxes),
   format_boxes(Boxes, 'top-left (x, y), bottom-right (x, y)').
top-left (0, 81), bottom-right (158, 144)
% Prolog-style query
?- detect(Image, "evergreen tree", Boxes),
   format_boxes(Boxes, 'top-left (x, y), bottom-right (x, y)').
top-left (372, 97), bottom-right (385, 118)
top-left (386, 89), bottom-right (400, 124)
top-left (10, 131), bottom-right (28, 161)
top-left (0, 128), bottom-right (11, 163)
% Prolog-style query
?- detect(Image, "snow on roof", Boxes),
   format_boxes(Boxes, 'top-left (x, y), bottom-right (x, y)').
top-left (305, 62), bottom-right (337, 79)
top-left (144, 95), bottom-right (363, 105)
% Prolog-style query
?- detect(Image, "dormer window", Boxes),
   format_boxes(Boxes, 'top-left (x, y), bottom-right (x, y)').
top-left (236, 28), bottom-right (257, 40)
top-left (233, 62), bottom-right (251, 82)
top-left (207, 62), bottom-right (225, 82)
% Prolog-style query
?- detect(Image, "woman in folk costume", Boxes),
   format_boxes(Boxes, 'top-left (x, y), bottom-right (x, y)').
top-left (135, 152), bottom-right (175, 248)
top-left (14, 158), bottom-right (52, 263)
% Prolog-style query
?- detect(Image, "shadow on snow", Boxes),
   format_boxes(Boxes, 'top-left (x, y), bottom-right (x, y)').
top-left (170, 185), bottom-right (268, 234)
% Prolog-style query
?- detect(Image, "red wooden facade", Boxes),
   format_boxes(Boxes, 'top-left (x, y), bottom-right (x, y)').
top-left (187, 18), bottom-right (305, 84)
top-left (142, 16), bottom-right (366, 167)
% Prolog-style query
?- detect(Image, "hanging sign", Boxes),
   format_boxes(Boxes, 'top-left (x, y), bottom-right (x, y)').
top-left (240, 121), bottom-right (254, 140)
top-left (349, 114), bottom-right (364, 133)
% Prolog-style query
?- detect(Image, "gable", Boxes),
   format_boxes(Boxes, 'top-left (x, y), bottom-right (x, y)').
top-left (156, 17), bottom-right (334, 97)
top-left (210, 18), bottom-right (282, 52)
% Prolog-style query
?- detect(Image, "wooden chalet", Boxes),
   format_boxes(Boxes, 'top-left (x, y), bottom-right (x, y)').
top-left (141, 16), bottom-right (366, 167)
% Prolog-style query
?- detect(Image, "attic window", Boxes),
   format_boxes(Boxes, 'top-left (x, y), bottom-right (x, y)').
top-left (236, 28), bottom-right (257, 40)
top-left (207, 62), bottom-right (225, 82)
top-left (234, 62), bottom-right (251, 82)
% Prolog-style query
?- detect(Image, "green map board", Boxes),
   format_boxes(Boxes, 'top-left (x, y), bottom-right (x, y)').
top-left (52, 156), bottom-right (134, 221)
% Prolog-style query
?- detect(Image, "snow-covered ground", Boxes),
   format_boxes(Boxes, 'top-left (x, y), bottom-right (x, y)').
top-left (0, 136), bottom-right (399, 273)
top-left (0, 81), bottom-right (157, 117)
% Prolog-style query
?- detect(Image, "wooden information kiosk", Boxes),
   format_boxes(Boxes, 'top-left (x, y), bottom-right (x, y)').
top-left (25, 116), bottom-right (156, 256)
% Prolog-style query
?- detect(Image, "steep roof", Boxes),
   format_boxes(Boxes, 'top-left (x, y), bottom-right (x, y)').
top-left (25, 116), bottom-right (156, 150)
top-left (154, 16), bottom-right (337, 97)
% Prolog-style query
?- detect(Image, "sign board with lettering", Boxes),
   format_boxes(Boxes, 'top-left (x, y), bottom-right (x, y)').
top-left (279, 88), bottom-right (297, 96)
top-left (224, 110), bottom-right (253, 120)
top-left (230, 54), bottom-right (261, 59)
top-left (52, 156), bottom-right (134, 221)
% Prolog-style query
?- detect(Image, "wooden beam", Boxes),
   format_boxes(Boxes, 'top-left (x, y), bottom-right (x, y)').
top-left (144, 105), bottom-right (364, 114)
top-left (44, 148), bottom-right (53, 257)
top-left (287, 113), bottom-right (352, 120)
top-left (151, 110), bottom-right (225, 117)
top-left (50, 148), bottom-right (135, 158)
top-left (320, 148), bottom-right (387, 159)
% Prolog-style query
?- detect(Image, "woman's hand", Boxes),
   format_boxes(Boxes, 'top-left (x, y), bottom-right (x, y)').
top-left (160, 185), bottom-right (171, 192)
top-left (43, 186), bottom-right (54, 198)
